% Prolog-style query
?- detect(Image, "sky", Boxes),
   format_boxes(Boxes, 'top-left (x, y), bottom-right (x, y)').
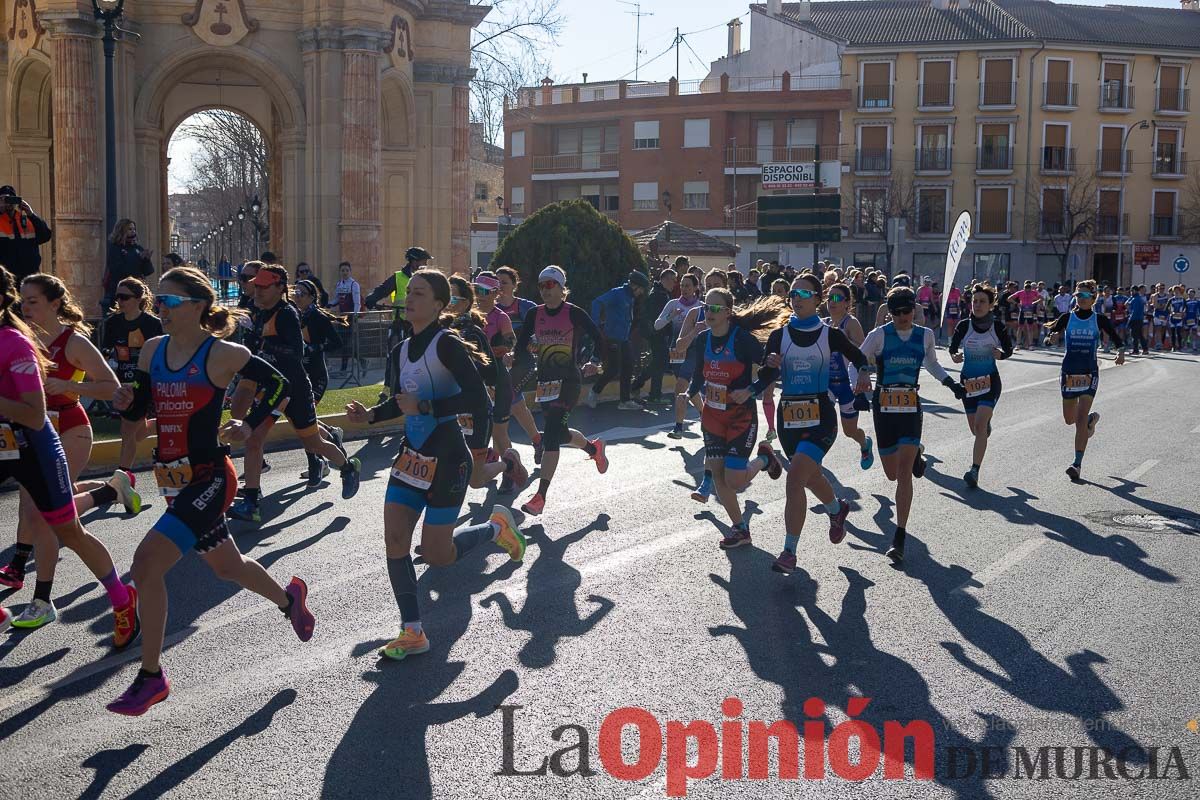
top-left (168, 0), bottom-right (1182, 192)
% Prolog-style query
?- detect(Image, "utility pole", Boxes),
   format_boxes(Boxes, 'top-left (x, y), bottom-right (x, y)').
top-left (675, 27), bottom-right (681, 80)
top-left (618, 1), bottom-right (654, 80)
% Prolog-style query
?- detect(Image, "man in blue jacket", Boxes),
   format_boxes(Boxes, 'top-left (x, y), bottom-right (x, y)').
top-left (1127, 284), bottom-right (1148, 355)
top-left (587, 270), bottom-right (650, 410)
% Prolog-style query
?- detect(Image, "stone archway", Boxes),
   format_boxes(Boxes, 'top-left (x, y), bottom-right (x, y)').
top-left (6, 54), bottom-right (53, 267)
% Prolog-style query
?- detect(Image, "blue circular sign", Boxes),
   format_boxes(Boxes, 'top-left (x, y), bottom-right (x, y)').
top-left (1174, 256), bottom-right (1190, 274)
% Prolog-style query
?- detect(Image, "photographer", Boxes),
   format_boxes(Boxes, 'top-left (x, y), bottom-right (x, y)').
top-left (101, 219), bottom-right (154, 313)
top-left (0, 185), bottom-right (53, 281)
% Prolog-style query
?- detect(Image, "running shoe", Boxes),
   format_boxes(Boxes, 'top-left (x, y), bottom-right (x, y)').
top-left (860, 436), bottom-right (875, 470)
top-left (1066, 464), bottom-right (1081, 482)
top-left (107, 668), bottom-right (170, 716)
top-left (380, 628), bottom-right (430, 660)
top-left (765, 429), bottom-right (778, 443)
top-left (0, 564), bottom-right (24, 590)
top-left (690, 475), bottom-right (714, 503)
top-left (964, 468), bottom-right (979, 489)
top-left (502, 449), bottom-right (529, 492)
top-left (886, 530), bottom-right (906, 563)
top-left (1086, 412), bottom-right (1100, 439)
top-left (301, 457), bottom-right (331, 482)
top-left (521, 493), bottom-right (546, 516)
top-left (228, 498), bottom-right (261, 523)
top-left (340, 457), bottom-right (362, 499)
top-left (584, 390), bottom-right (600, 409)
top-left (617, 400), bottom-right (642, 411)
top-left (109, 469), bottom-right (142, 515)
top-left (497, 475), bottom-right (515, 494)
top-left (719, 525), bottom-right (752, 550)
top-left (285, 577), bottom-right (315, 642)
top-left (329, 426), bottom-right (345, 452)
top-left (12, 598), bottom-right (56, 629)
top-left (828, 498), bottom-right (850, 544)
top-left (757, 442), bottom-right (783, 480)
top-left (490, 505), bottom-right (526, 562)
top-left (645, 395), bottom-right (673, 407)
top-left (486, 448), bottom-right (500, 464)
top-left (306, 457), bottom-right (330, 488)
top-left (772, 551), bottom-right (797, 574)
top-left (112, 586), bottom-right (139, 650)
top-left (533, 437), bottom-right (544, 465)
top-left (261, 460), bottom-right (272, 475)
top-left (589, 439), bottom-right (608, 474)
top-left (668, 422), bottom-right (684, 439)
top-left (912, 445), bottom-right (927, 479)
top-left (0, 606), bottom-right (10, 633)
top-left (122, 469), bottom-right (137, 489)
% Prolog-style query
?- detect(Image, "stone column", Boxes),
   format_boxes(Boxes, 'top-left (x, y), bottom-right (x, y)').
top-left (451, 83), bottom-right (471, 270)
top-left (339, 31), bottom-right (387, 293)
top-left (43, 14), bottom-right (104, 311)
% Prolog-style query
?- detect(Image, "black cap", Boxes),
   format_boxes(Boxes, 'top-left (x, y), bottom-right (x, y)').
top-left (0, 185), bottom-right (15, 197)
top-left (406, 246), bottom-right (432, 262)
top-left (628, 270), bottom-right (650, 289)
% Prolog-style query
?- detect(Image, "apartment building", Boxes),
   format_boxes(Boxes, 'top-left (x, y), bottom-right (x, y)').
top-left (756, 0), bottom-right (1200, 286)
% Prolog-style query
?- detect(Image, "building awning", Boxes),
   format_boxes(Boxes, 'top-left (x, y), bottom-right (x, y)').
top-left (632, 221), bottom-right (740, 258)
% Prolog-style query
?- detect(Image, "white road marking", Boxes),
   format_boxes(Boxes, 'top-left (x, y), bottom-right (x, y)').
top-left (951, 538), bottom-right (1047, 595)
top-left (1123, 459), bottom-right (1159, 482)
top-left (1192, 422), bottom-right (1200, 434)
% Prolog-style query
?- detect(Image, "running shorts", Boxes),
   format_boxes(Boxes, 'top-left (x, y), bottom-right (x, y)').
top-left (777, 394), bottom-right (838, 465)
top-left (702, 404), bottom-right (757, 469)
top-left (491, 365), bottom-right (513, 425)
top-left (48, 402), bottom-right (89, 435)
top-left (1060, 371), bottom-right (1098, 399)
top-left (385, 424), bottom-right (472, 525)
top-left (871, 387), bottom-right (923, 456)
top-left (828, 380), bottom-right (859, 419)
top-left (539, 380), bottom-right (581, 452)
top-left (459, 409), bottom-right (494, 454)
top-left (0, 420), bottom-right (75, 526)
top-left (154, 454), bottom-right (238, 554)
top-left (962, 371), bottom-right (1002, 415)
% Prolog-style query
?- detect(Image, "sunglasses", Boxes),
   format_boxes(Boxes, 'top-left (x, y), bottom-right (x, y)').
top-left (154, 294), bottom-right (202, 309)
top-left (789, 289), bottom-right (816, 300)
top-left (449, 296), bottom-right (465, 305)
top-left (890, 306), bottom-right (916, 315)
top-left (474, 286), bottom-right (494, 296)
top-left (115, 293), bottom-right (137, 301)
top-left (828, 293), bottom-right (848, 303)
top-left (705, 304), bottom-right (727, 314)
top-left (538, 281), bottom-right (561, 291)
top-left (1076, 291), bottom-right (1094, 300)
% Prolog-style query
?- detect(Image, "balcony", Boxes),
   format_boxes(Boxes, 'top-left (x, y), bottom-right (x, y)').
top-left (855, 148), bottom-right (892, 173)
top-left (1099, 83), bottom-right (1134, 112)
top-left (1042, 82), bottom-right (1078, 108)
top-left (1040, 216), bottom-right (1066, 237)
top-left (1155, 88), bottom-right (1190, 114)
top-left (975, 210), bottom-right (1011, 237)
top-left (1153, 150), bottom-right (1187, 177)
top-left (1094, 213), bottom-right (1128, 238)
top-left (510, 73), bottom-right (845, 108)
top-left (1150, 214), bottom-right (1181, 239)
top-left (979, 81), bottom-right (1017, 108)
top-left (914, 146), bottom-right (952, 173)
top-left (531, 151), bottom-right (619, 174)
top-left (858, 85), bottom-right (893, 110)
top-left (724, 144), bottom-right (843, 166)
top-left (918, 83), bottom-right (954, 109)
top-left (1096, 149), bottom-right (1132, 175)
top-left (1040, 146), bottom-right (1076, 174)
top-left (976, 146), bottom-right (1014, 172)
top-left (723, 208), bottom-right (757, 227)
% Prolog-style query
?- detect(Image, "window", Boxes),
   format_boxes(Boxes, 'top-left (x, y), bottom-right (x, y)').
top-left (633, 182), bottom-right (658, 211)
top-left (858, 126), bottom-right (890, 172)
top-left (981, 58), bottom-right (1015, 106)
top-left (979, 124), bottom-right (1012, 170)
top-left (1044, 59), bottom-right (1074, 106)
top-left (1154, 128), bottom-right (1181, 174)
top-left (510, 130), bottom-right (525, 157)
top-left (633, 120), bottom-right (660, 150)
top-left (977, 187), bottom-right (1010, 235)
top-left (756, 120), bottom-right (774, 163)
top-left (1152, 191), bottom-right (1178, 236)
top-left (972, 253), bottom-right (1010, 284)
top-left (860, 62), bottom-right (893, 108)
top-left (1158, 65), bottom-right (1185, 112)
top-left (857, 188), bottom-right (887, 235)
top-left (684, 119), bottom-right (710, 149)
top-left (917, 125), bottom-right (950, 171)
top-left (1099, 126), bottom-right (1125, 172)
top-left (1041, 187), bottom-right (1066, 235)
top-left (916, 188), bottom-right (948, 234)
top-left (474, 182), bottom-right (489, 201)
top-left (787, 118), bottom-right (818, 160)
top-left (1097, 189), bottom-right (1122, 236)
top-left (920, 60), bottom-right (953, 107)
top-left (1042, 124), bottom-right (1071, 171)
top-left (1101, 62), bottom-right (1130, 109)
top-left (683, 181), bottom-right (709, 210)
top-left (510, 186), bottom-right (525, 214)
top-left (555, 128), bottom-right (580, 155)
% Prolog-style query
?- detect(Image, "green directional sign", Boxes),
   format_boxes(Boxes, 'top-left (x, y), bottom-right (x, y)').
top-left (756, 194), bottom-right (842, 244)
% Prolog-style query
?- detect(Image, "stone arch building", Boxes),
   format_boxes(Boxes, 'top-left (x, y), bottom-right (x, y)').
top-left (0, 0), bottom-right (484, 307)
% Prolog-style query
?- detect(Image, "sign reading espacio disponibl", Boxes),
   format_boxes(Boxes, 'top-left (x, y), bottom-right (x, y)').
top-left (762, 162), bottom-right (818, 191)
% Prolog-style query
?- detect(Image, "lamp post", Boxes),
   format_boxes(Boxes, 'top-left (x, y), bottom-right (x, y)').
top-left (92, 0), bottom-right (126, 241)
top-left (226, 214), bottom-right (234, 267)
top-left (237, 206), bottom-right (246, 263)
top-left (1117, 119), bottom-right (1151, 285)
top-left (250, 195), bottom-right (262, 255)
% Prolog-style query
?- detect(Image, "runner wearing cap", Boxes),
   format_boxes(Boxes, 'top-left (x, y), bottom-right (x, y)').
top-left (494, 266), bottom-right (543, 464)
top-left (470, 271), bottom-right (526, 492)
top-left (587, 271), bottom-right (651, 411)
top-left (511, 266), bottom-right (608, 517)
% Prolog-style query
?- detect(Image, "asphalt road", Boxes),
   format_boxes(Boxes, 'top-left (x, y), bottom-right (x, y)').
top-left (1, 347), bottom-right (1199, 800)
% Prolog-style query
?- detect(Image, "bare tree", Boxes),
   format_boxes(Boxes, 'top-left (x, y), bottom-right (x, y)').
top-left (179, 110), bottom-right (269, 248)
top-left (1023, 166), bottom-right (1101, 281)
top-left (1178, 162), bottom-right (1200, 242)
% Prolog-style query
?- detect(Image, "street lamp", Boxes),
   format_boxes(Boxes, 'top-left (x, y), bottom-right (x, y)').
top-left (92, 0), bottom-right (126, 242)
top-left (1117, 119), bottom-right (1151, 285)
top-left (237, 206), bottom-right (246, 263)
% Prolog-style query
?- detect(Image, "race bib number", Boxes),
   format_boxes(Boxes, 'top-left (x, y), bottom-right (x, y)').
top-left (391, 447), bottom-right (437, 491)
top-left (535, 380), bottom-right (562, 403)
top-left (704, 383), bottom-right (728, 411)
top-left (878, 388), bottom-right (919, 413)
top-left (458, 414), bottom-right (475, 437)
top-left (780, 399), bottom-right (820, 429)
top-left (964, 375), bottom-right (991, 398)
top-left (1064, 374), bottom-right (1092, 393)
top-left (669, 347), bottom-right (687, 365)
top-left (0, 424), bottom-right (19, 461)
top-left (154, 459), bottom-right (193, 497)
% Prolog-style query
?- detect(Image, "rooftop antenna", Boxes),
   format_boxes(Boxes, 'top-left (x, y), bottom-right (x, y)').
top-left (617, 1), bottom-right (654, 80)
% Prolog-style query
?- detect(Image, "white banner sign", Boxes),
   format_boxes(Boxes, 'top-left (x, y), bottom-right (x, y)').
top-left (762, 162), bottom-right (817, 190)
top-left (940, 211), bottom-right (971, 328)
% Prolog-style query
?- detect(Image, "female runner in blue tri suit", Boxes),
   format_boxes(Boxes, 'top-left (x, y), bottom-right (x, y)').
top-left (1042, 279), bottom-right (1125, 482)
top-left (823, 282), bottom-right (874, 469)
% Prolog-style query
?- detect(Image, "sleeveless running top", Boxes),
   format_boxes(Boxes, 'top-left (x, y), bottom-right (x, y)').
top-left (1170, 297), bottom-right (1187, 324)
top-left (45, 328), bottom-right (85, 411)
top-left (878, 323), bottom-right (927, 387)
top-left (1062, 312), bottom-right (1101, 375)
top-left (150, 336), bottom-right (223, 463)
top-left (960, 320), bottom-right (1002, 380)
top-left (827, 315), bottom-right (852, 388)
top-left (397, 328), bottom-right (461, 449)
top-left (701, 327), bottom-right (752, 411)
top-left (498, 297), bottom-right (536, 335)
top-left (533, 303), bottom-right (578, 383)
top-left (482, 306), bottom-right (510, 355)
top-left (779, 324), bottom-right (831, 396)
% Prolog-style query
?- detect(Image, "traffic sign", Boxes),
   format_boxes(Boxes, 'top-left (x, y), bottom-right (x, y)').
top-left (1174, 256), bottom-right (1190, 274)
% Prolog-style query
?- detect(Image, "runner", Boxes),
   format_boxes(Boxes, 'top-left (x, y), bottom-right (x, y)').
top-left (1110, 286), bottom-right (1129, 347)
top-left (948, 283), bottom-right (1014, 488)
top-left (1169, 285), bottom-right (1187, 352)
top-left (295, 278), bottom-right (348, 481)
top-left (1150, 283), bottom-right (1170, 350)
top-left (102, 277), bottom-right (163, 473)
top-left (824, 282), bottom-right (874, 469)
top-left (943, 283), bottom-right (962, 343)
top-left (0, 265), bottom-right (137, 647)
top-left (685, 290), bottom-right (791, 547)
top-left (494, 266), bottom-right (542, 464)
top-left (344, 268), bottom-right (527, 660)
top-left (655, 273), bottom-right (704, 439)
top-left (472, 272), bottom-right (524, 492)
top-left (1185, 288), bottom-right (1199, 353)
top-left (511, 266), bottom-right (608, 516)
top-left (228, 265), bottom-right (361, 522)
top-left (860, 287), bottom-right (966, 563)
top-left (1042, 279), bottom-right (1125, 482)
top-left (449, 275), bottom-right (527, 492)
top-left (108, 266), bottom-right (316, 715)
top-left (1015, 281), bottom-right (1041, 350)
top-left (758, 274), bottom-right (872, 574)
top-left (675, 269), bottom-right (732, 500)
